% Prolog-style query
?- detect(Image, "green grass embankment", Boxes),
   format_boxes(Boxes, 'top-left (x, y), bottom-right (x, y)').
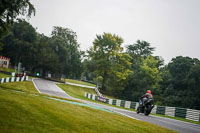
top-left (0, 81), bottom-right (38, 93)
top-left (0, 67), bottom-right (15, 73)
top-left (0, 73), bottom-right (11, 78)
top-left (57, 83), bottom-right (97, 100)
top-left (0, 81), bottom-right (177, 133)
top-left (65, 79), bottom-right (96, 87)
top-left (0, 68), bottom-right (15, 78)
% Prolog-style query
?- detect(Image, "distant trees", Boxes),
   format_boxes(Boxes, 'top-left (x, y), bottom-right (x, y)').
top-left (126, 40), bottom-right (155, 57)
top-left (161, 56), bottom-right (200, 109)
top-left (0, 0), bottom-right (35, 31)
top-left (33, 34), bottom-right (59, 75)
top-left (1, 19), bottom-right (38, 70)
top-left (0, 0), bottom-right (35, 49)
top-left (122, 40), bottom-right (162, 102)
top-left (50, 26), bottom-right (83, 78)
top-left (0, 19), bottom-right (82, 79)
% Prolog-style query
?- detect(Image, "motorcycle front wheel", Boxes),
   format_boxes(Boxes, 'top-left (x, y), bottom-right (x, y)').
top-left (144, 105), bottom-right (151, 116)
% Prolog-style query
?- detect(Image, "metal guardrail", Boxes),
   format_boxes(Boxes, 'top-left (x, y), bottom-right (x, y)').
top-left (85, 92), bottom-right (200, 122)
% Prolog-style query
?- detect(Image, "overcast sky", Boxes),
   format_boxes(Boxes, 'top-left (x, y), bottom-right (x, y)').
top-left (29, 0), bottom-right (200, 64)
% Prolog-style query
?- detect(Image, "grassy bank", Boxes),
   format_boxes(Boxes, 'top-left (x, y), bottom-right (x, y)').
top-left (0, 68), bottom-right (14, 78)
top-left (0, 67), bottom-right (15, 73)
top-left (57, 83), bottom-right (97, 100)
top-left (0, 73), bottom-right (11, 78)
top-left (64, 79), bottom-right (96, 87)
top-left (0, 81), bottom-right (177, 133)
top-left (0, 81), bottom-right (37, 93)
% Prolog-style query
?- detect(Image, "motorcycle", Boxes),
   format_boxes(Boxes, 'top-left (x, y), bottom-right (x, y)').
top-left (136, 97), bottom-right (154, 116)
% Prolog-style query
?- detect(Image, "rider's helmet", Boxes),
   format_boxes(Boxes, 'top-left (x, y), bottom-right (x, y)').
top-left (147, 90), bottom-right (151, 94)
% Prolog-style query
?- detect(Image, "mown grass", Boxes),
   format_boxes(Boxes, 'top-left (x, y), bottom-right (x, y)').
top-left (0, 81), bottom-right (38, 94)
top-left (0, 68), bottom-right (14, 78)
top-left (0, 81), bottom-right (177, 133)
top-left (0, 72), bottom-right (11, 78)
top-left (64, 79), bottom-right (96, 87)
top-left (57, 83), bottom-right (97, 100)
top-left (0, 67), bottom-right (15, 73)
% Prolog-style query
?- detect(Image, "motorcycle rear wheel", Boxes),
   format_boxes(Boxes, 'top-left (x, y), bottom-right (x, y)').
top-left (136, 107), bottom-right (140, 114)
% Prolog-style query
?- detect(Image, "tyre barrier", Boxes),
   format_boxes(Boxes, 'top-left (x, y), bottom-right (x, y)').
top-left (0, 76), bottom-right (29, 84)
top-left (85, 92), bottom-right (200, 122)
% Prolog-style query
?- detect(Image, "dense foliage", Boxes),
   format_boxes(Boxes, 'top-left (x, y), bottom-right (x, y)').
top-left (161, 56), bottom-right (200, 109)
top-left (0, 0), bottom-right (35, 49)
top-left (87, 33), bottom-right (132, 96)
top-left (0, 19), bottom-right (82, 79)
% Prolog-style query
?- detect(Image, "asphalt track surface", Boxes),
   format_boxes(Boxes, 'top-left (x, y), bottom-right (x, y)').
top-left (33, 78), bottom-right (200, 133)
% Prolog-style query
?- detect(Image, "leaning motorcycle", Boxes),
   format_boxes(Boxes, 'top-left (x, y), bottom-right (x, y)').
top-left (136, 97), bottom-right (154, 116)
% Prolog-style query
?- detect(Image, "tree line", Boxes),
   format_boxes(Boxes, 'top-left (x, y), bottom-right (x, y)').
top-left (0, 1), bottom-right (199, 110)
top-left (0, 19), bottom-right (83, 79)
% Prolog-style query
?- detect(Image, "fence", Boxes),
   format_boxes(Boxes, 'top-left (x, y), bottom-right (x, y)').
top-left (0, 76), bottom-right (29, 84)
top-left (85, 92), bottom-right (200, 122)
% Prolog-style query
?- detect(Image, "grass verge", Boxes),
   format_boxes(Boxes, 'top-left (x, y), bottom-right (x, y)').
top-left (64, 79), bottom-right (96, 87)
top-left (0, 81), bottom-right (38, 94)
top-left (0, 67), bottom-right (15, 73)
top-left (0, 73), bottom-right (11, 78)
top-left (0, 81), bottom-right (177, 133)
top-left (57, 83), bottom-right (97, 100)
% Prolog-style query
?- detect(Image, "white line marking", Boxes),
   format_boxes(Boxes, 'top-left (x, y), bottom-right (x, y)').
top-left (113, 110), bottom-right (140, 120)
top-left (32, 78), bottom-right (42, 93)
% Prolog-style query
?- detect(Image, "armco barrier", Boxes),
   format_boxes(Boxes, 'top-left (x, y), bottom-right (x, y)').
top-left (85, 92), bottom-right (200, 122)
top-left (165, 106), bottom-right (175, 117)
top-left (0, 76), bottom-right (29, 84)
top-left (156, 106), bottom-right (166, 115)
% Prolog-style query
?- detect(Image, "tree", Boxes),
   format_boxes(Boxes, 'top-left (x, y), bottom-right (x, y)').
top-left (162, 56), bottom-right (200, 109)
top-left (186, 64), bottom-right (200, 109)
top-left (1, 19), bottom-right (37, 70)
top-left (50, 26), bottom-right (82, 78)
top-left (32, 33), bottom-right (59, 76)
top-left (0, 0), bottom-right (35, 37)
top-left (88, 33), bottom-right (132, 96)
top-left (126, 40), bottom-right (155, 58)
top-left (123, 56), bottom-right (162, 102)
top-left (123, 40), bottom-right (162, 102)
top-left (81, 59), bottom-right (97, 82)
top-left (105, 53), bottom-right (132, 96)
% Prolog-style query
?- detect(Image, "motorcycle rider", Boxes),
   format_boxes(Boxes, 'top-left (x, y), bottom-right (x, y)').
top-left (137, 90), bottom-right (154, 115)
top-left (140, 90), bottom-right (153, 106)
